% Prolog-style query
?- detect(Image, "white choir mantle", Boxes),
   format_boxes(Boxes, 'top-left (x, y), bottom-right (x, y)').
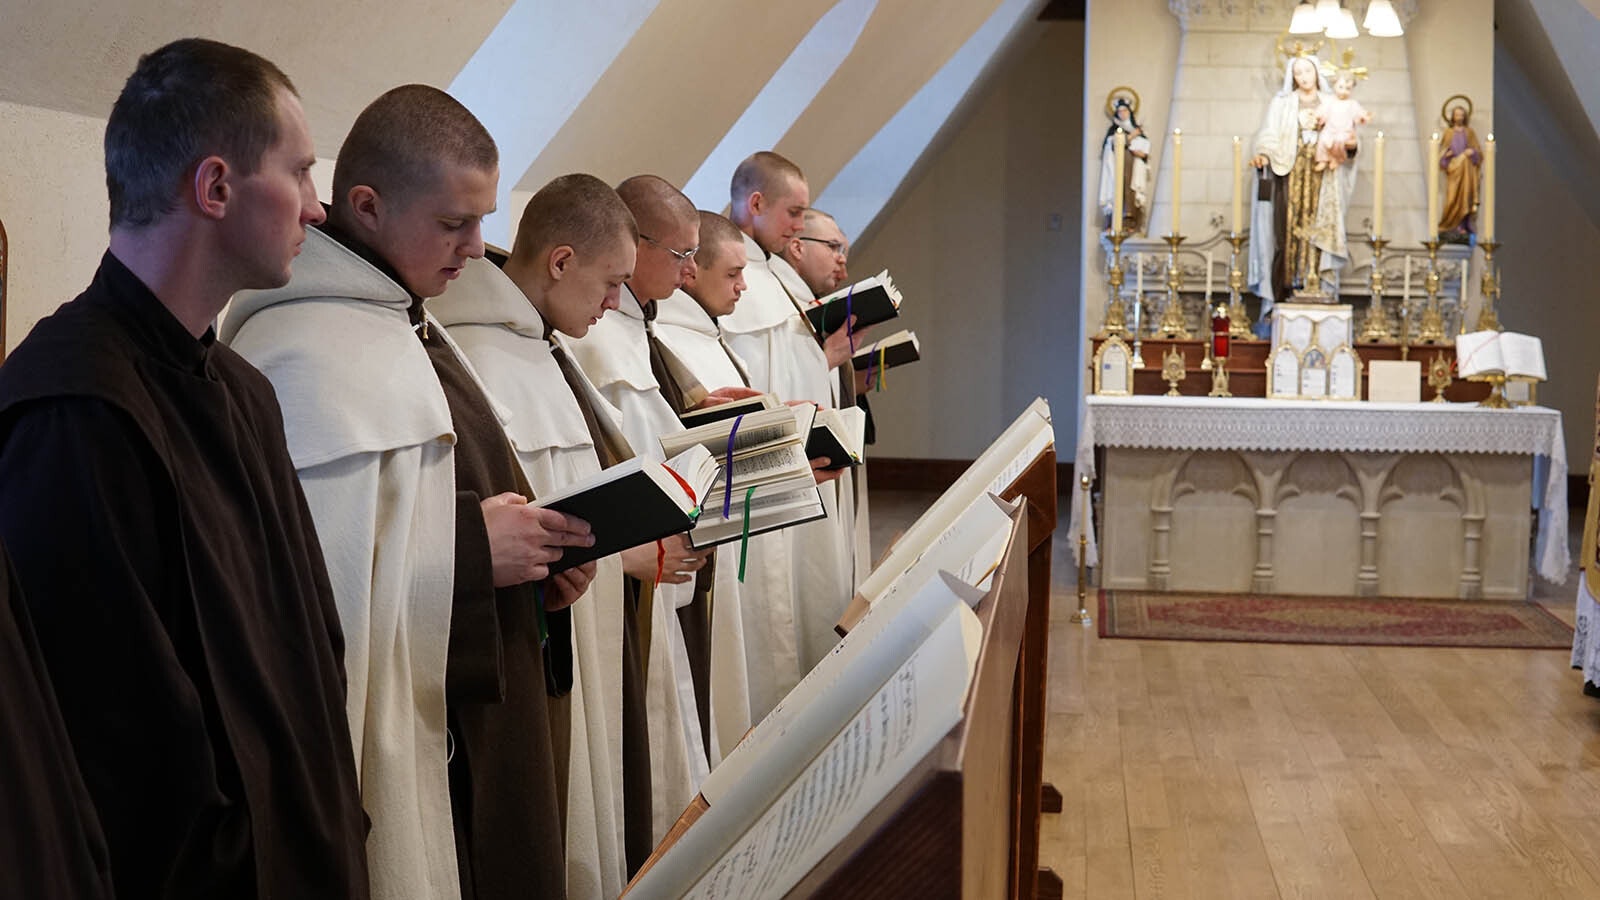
top-left (1070, 396), bottom-right (1570, 596)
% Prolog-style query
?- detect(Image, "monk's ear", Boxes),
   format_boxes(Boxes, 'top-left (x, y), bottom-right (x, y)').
top-left (192, 156), bottom-right (230, 221)
top-left (746, 189), bottom-right (765, 220)
top-left (346, 185), bottom-right (382, 235)
top-left (548, 245), bottom-right (575, 281)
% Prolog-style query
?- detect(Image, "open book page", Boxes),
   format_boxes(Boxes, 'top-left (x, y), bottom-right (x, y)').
top-left (1503, 333), bottom-right (1547, 381)
top-left (814, 268), bottom-right (898, 306)
top-left (627, 597), bottom-right (982, 900)
top-left (1457, 330), bottom-right (1548, 381)
top-left (855, 329), bottom-right (916, 357)
top-left (853, 398), bottom-right (1052, 611)
top-left (660, 405), bottom-right (810, 460)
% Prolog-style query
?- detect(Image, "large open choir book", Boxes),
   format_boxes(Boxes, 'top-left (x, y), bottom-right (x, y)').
top-left (625, 398), bottom-right (1059, 900)
top-left (660, 405), bottom-right (826, 548)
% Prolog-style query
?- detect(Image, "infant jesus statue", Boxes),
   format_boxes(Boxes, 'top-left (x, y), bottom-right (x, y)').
top-left (1315, 73), bottom-right (1371, 171)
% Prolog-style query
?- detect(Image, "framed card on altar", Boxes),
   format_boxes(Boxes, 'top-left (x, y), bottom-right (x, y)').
top-left (1267, 345), bottom-right (1301, 399)
top-left (1328, 345), bottom-right (1362, 400)
top-left (1093, 335), bottom-right (1133, 396)
top-left (1299, 347), bottom-right (1328, 398)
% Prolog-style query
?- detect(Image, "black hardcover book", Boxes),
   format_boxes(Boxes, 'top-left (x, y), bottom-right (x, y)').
top-left (538, 448), bottom-right (718, 574)
top-left (804, 406), bottom-right (867, 471)
top-left (677, 393), bottom-right (780, 429)
top-left (850, 330), bottom-right (921, 371)
top-left (803, 271), bottom-right (902, 335)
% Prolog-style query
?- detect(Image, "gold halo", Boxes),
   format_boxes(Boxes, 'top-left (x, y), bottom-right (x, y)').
top-left (1105, 86), bottom-right (1140, 119)
top-left (1440, 94), bottom-right (1474, 126)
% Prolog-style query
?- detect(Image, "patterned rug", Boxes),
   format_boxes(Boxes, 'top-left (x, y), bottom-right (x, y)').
top-left (1098, 590), bottom-right (1574, 649)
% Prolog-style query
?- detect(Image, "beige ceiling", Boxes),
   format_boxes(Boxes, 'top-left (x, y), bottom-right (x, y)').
top-left (0, 0), bottom-right (514, 155)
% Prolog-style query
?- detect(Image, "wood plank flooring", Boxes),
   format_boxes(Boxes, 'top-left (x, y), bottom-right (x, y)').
top-left (867, 490), bottom-right (1600, 900)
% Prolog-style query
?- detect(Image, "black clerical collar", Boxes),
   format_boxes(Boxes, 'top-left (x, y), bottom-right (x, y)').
top-left (317, 221), bottom-right (428, 326)
top-left (96, 250), bottom-right (214, 374)
top-left (624, 284), bottom-right (656, 323)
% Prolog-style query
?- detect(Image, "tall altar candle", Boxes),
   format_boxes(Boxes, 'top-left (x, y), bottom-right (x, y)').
top-left (1372, 131), bottom-right (1385, 237)
top-left (1426, 132), bottom-right (1441, 238)
top-left (1402, 254), bottom-right (1411, 301)
top-left (1136, 252), bottom-right (1144, 295)
top-left (1205, 251), bottom-right (1214, 300)
top-left (1231, 136), bottom-right (1243, 234)
top-left (1112, 130), bottom-right (1126, 236)
top-left (1461, 258), bottom-right (1470, 304)
top-left (1483, 133), bottom-right (1496, 242)
top-left (1170, 128), bottom-right (1182, 236)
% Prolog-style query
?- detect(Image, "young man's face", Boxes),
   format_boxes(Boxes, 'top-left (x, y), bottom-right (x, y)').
top-left (544, 232), bottom-right (635, 338)
top-left (750, 174), bottom-right (809, 255)
top-left (687, 239), bottom-right (747, 318)
top-left (630, 214), bottom-right (698, 303)
top-left (371, 162), bottom-right (497, 299)
top-left (788, 217), bottom-right (847, 296)
top-left (225, 88), bottom-right (325, 290)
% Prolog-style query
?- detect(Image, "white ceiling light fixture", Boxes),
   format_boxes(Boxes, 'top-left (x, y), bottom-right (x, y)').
top-left (1363, 0), bottom-right (1405, 37)
top-left (1326, 7), bottom-right (1360, 38)
top-left (1289, 2), bottom-right (1324, 33)
top-left (1315, 0), bottom-right (1342, 29)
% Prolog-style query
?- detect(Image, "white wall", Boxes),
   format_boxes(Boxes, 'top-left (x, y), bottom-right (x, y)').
top-left (1, 100), bottom-right (112, 353)
top-left (848, 21), bottom-right (1084, 459)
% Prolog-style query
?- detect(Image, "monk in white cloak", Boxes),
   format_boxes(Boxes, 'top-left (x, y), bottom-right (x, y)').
top-left (222, 85), bottom-right (594, 900)
top-left (654, 211), bottom-right (808, 721)
top-left (720, 152), bottom-right (860, 671)
top-left (564, 174), bottom-right (752, 839)
top-left (431, 174), bottom-right (713, 885)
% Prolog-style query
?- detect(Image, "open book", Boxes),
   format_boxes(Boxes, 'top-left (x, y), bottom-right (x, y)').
top-left (839, 398), bottom-right (1053, 633)
top-left (537, 445), bottom-right (718, 573)
top-left (679, 394), bottom-right (866, 471)
top-left (660, 406), bottom-right (826, 549)
top-left (1456, 330), bottom-right (1547, 382)
top-left (803, 269), bottom-right (902, 335)
top-left (851, 329), bottom-right (920, 372)
top-left (623, 569), bottom-right (988, 899)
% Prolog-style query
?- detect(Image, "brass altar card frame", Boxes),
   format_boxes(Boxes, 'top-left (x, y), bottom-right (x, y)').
top-left (1092, 334), bottom-right (1133, 396)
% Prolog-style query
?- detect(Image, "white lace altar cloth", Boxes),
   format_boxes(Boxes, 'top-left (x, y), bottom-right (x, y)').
top-left (1068, 396), bottom-right (1570, 584)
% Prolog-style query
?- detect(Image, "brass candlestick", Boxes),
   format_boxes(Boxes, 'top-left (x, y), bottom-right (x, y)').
top-left (1359, 235), bottom-right (1395, 342)
top-left (1099, 231), bottom-right (1129, 338)
top-left (1416, 238), bottom-right (1448, 344)
top-left (1226, 232), bottom-right (1251, 339)
top-left (1156, 233), bottom-right (1190, 339)
top-left (1073, 474), bottom-right (1092, 625)
top-left (1162, 345), bottom-right (1187, 395)
top-left (1209, 359), bottom-right (1232, 397)
top-left (1476, 240), bottom-right (1502, 332)
top-left (1476, 373), bottom-right (1511, 409)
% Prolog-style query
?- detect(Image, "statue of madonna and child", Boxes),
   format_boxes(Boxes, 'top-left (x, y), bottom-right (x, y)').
top-left (1247, 55), bottom-right (1370, 331)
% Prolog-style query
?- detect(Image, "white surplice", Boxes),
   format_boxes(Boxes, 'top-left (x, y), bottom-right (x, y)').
top-left (428, 258), bottom-right (626, 899)
top-left (564, 287), bottom-right (753, 832)
top-left (220, 228), bottom-right (461, 900)
top-left (721, 237), bottom-right (857, 672)
top-left (654, 290), bottom-right (806, 721)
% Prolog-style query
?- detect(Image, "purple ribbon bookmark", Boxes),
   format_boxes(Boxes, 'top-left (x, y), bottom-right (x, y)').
top-left (722, 414), bottom-right (744, 519)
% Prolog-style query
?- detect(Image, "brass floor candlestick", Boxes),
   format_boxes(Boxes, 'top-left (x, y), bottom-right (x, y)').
top-left (1226, 233), bottom-right (1251, 339)
top-left (1476, 240), bottom-right (1502, 332)
top-left (1099, 231), bottom-right (1129, 338)
top-left (1416, 238), bottom-right (1448, 344)
top-left (1359, 236), bottom-right (1394, 342)
top-left (1073, 474), bottom-right (1092, 625)
top-left (1156, 233), bottom-right (1190, 338)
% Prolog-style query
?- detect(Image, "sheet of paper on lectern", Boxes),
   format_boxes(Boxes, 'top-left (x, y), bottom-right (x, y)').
top-left (625, 581), bottom-right (982, 900)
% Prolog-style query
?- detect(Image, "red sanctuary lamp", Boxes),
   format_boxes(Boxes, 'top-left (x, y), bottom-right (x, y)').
top-left (1208, 297), bottom-right (1233, 398)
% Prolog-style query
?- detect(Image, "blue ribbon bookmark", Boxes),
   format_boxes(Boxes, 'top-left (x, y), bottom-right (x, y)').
top-left (722, 414), bottom-right (744, 519)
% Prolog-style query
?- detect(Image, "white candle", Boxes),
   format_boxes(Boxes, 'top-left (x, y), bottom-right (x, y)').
top-left (1461, 258), bottom-right (1470, 305)
top-left (1483, 133), bottom-right (1496, 243)
top-left (1205, 251), bottom-right (1214, 300)
top-left (1402, 254), bottom-right (1411, 301)
top-left (1171, 128), bottom-right (1182, 236)
top-left (1372, 132), bottom-right (1385, 237)
top-left (1231, 136), bottom-right (1243, 234)
top-left (1112, 130), bottom-right (1126, 236)
top-left (1136, 252), bottom-right (1144, 295)
top-left (1427, 132), bottom-right (1440, 238)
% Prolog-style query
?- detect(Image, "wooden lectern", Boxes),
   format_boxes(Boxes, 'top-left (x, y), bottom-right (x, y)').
top-left (627, 445), bottom-right (1058, 900)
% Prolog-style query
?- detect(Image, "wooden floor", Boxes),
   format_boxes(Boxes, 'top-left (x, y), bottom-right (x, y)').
top-left (869, 490), bottom-right (1600, 900)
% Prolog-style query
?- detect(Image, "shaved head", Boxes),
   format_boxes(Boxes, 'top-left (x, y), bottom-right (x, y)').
top-left (730, 151), bottom-right (804, 213)
top-left (333, 84), bottom-right (497, 211)
top-left (615, 174), bottom-right (697, 237)
top-left (511, 173), bottom-right (638, 267)
top-left (695, 211), bottom-right (744, 268)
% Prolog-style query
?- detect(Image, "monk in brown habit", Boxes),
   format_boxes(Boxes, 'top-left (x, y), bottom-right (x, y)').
top-left (0, 39), bottom-right (369, 898)
top-left (224, 86), bottom-right (596, 900)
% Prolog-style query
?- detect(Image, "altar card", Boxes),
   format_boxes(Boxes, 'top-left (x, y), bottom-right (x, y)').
top-left (1368, 360), bottom-right (1422, 403)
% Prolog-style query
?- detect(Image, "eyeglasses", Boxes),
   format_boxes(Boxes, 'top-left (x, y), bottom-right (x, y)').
top-left (640, 234), bottom-right (699, 264)
top-left (798, 236), bottom-right (847, 257)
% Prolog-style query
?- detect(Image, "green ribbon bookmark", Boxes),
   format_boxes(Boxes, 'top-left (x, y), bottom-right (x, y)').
top-left (738, 485), bottom-right (756, 582)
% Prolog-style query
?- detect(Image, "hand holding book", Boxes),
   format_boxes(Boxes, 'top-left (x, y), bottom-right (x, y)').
top-left (482, 492), bottom-right (597, 586)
